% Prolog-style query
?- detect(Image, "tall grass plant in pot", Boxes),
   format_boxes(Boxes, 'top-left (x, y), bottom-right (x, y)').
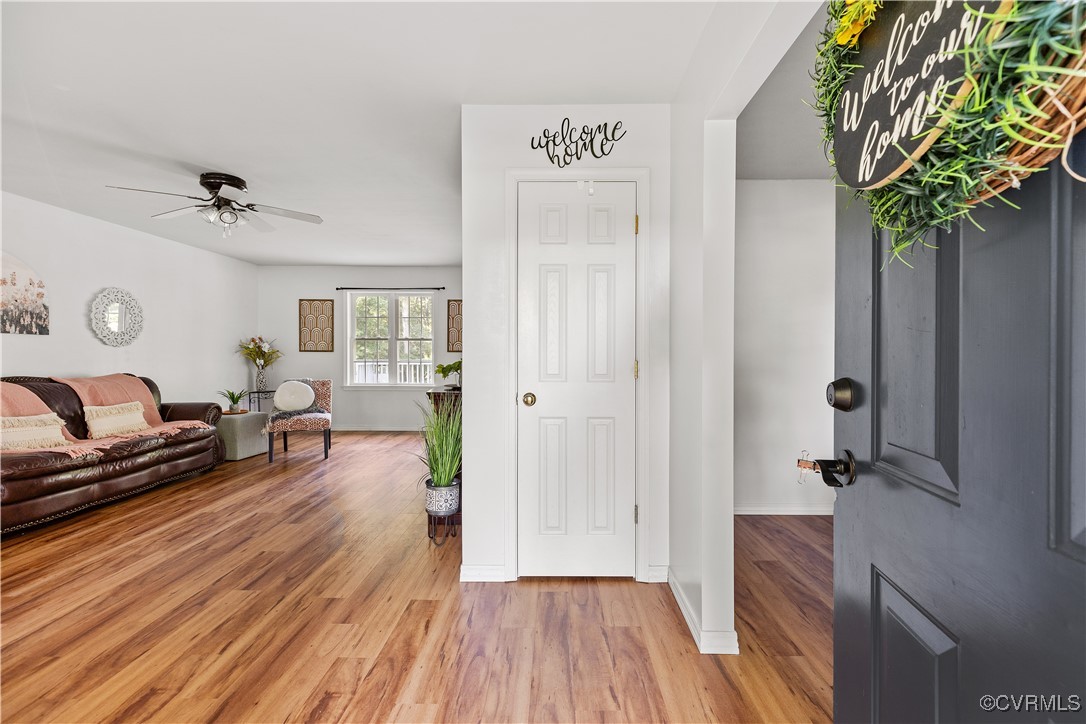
top-left (417, 397), bottom-right (462, 516)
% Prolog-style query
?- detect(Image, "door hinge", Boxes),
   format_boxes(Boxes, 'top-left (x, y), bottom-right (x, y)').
top-left (635, 505), bottom-right (639, 524)
top-left (634, 214), bottom-right (639, 235)
top-left (634, 359), bottom-right (639, 380)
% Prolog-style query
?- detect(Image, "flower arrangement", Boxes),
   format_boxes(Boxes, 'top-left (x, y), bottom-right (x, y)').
top-left (833, 0), bottom-right (880, 48)
top-left (237, 336), bottom-right (283, 369)
top-left (812, 0), bottom-right (1086, 262)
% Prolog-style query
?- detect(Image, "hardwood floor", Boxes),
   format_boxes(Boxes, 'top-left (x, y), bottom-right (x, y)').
top-left (1, 432), bottom-right (832, 723)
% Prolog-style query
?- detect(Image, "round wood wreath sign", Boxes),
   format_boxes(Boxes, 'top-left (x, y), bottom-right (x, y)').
top-left (813, 0), bottom-right (1086, 261)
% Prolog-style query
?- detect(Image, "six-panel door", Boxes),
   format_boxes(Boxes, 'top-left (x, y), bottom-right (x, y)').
top-left (517, 181), bottom-right (637, 576)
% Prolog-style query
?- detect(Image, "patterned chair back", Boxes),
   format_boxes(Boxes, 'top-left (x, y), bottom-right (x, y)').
top-left (309, 379), bottom-right (332, 412)
top-left (286, 378), bottom-right (332, 412)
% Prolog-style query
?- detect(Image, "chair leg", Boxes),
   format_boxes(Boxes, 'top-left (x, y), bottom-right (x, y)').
top-left (283, 431), bottom-right (288, 452)
top-left (324, 429), bottom-right (331, 459)
top-left (268, 432), bottom-right (274, 462)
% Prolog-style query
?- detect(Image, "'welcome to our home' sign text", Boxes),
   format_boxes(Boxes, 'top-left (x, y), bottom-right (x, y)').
top-left (833, 0), bottom-right (1009, 189)
top-left (531, 118), bottom-right (626, 167)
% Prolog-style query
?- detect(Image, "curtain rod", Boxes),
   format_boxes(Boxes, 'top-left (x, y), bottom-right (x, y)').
top-left (335, 286), bottom-right (446, 291)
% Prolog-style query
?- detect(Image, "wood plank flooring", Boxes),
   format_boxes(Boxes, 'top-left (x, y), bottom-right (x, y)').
top-left (1, 431), bottom-right (832, 723)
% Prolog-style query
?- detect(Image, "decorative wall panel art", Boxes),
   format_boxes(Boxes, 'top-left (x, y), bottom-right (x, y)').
top-left (447, 299), bottom-right (463, 352)
top-left (299, 299), bottom-right (334, 352)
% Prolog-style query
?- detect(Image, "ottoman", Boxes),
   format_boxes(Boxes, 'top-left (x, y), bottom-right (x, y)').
top-left (218, 411), bottom-right (270, 461)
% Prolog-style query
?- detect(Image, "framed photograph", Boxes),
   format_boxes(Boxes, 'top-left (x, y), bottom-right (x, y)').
top-left (299, 299), bottom-right (334, 352)
top-left (447, 299), bottom-right (463, 352)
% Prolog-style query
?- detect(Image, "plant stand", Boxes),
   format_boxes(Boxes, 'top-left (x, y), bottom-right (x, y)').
top-left (427, 511), bottom-right (460, 546)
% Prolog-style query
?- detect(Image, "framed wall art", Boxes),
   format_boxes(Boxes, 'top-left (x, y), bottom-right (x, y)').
top-left (447, 299), bottom-right (462, 352)
top-left (299, 299), bottom-right (334, 352)
top-left (0, 253), bottom-right (50, 335)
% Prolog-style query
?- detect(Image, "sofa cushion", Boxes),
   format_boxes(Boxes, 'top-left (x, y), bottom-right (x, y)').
top-left (1, 434), bottom-right (217, 505)
top-left (1, 412), bottom-right (73, 451)
top-left (84, 402), bottom-right (151, 439)
top-left (0, 449), bottom-right (102, 481)
top-left (157, 425), bottom-right (217, 447)
top-left (4, 380), bottom-right (90, 439)
top-left (97, 435), bottom-right (166, 462)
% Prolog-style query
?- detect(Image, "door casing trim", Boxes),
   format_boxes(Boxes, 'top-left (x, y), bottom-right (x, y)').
top-left (504, 168), bottom-right (653, 582)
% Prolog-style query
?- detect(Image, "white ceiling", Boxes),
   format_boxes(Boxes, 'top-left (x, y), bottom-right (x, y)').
top-left (736, 6), bottom-right (830, 180)
top-left (2, 2), bottom-right (800, 266)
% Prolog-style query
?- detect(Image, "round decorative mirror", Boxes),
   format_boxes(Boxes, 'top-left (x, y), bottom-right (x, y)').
top-left (90, 287), bottom-right (143, 346)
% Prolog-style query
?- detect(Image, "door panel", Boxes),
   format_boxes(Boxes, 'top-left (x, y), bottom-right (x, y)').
top-left (518, 181), bottom-right (636, 576)
top-left (873, 226), bottom-right (960, 502)
top-left (834, 141), bottom-right (1086, 721)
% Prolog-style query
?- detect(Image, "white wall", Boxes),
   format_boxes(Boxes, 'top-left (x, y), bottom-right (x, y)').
top-left (735, 181), bottom-right (837, 514)
top-left (0, 192), bottom-right (256, 402)
top-left (255, 265), bottom-right (462, 429)
top-left (461, 104), bottom-right (671, 582)
top-left (667, 2), bottom-right (821, 654)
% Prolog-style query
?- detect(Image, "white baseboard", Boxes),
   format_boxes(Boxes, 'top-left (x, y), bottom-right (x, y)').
top-left (668, 572), bottom-right (740, 655)
top-left (734, 505), bottom-right (834, 515)
top-left (460, 564), bottom-right (513, 582)
top-left (331, 425), bottom-right (421, 432)
top-left (644, 564), bottom-right (669, 583)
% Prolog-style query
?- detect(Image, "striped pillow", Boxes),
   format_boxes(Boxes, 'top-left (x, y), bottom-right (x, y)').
top-left (1, 412), bottom-right (74, 451)
top-left (84, 401), bottom-right (151, 439)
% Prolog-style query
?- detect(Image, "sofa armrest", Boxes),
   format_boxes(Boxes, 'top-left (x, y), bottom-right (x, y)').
top-left (160, 402), bottom-right (222, 426)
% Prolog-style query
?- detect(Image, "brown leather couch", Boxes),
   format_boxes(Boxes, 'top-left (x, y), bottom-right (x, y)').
top-left (1, 375), bottom-right (224, 534)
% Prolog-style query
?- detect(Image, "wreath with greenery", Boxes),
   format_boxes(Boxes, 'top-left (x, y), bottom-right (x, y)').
top-left (813, 0), bottom-right (1086, 263)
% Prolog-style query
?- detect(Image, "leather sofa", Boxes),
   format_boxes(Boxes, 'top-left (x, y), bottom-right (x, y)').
top-left (1, 375), bottom-right (223, 534)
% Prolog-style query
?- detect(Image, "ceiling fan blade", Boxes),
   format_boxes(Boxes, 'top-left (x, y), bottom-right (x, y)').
top-left (216, 183), bottom-right (246, 202)
top-left (151, 205), bottom-right (207, 219)
top-left (107, 185), bottom-right (209, 201)
top-left (238, 209), bottom-right (275, 232)
top-left (248, 204), bottom-right (323, 225)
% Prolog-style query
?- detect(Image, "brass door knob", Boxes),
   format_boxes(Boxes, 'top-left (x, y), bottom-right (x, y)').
top-left (522, 392), bottom-right (537, 406)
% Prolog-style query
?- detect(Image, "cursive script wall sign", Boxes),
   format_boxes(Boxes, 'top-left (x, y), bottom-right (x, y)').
top-left (834, 0), bottom-right (1011, 190)
top-left (531, 118), bottom-right (627, 167)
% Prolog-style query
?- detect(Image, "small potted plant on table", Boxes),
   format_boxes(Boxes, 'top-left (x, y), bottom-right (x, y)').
top-left (435, 360), bottom-right (462, 390)
top-left (218, 388), bottom-right (248, 413)
top-left (416, 396), bottom-right (462, 545)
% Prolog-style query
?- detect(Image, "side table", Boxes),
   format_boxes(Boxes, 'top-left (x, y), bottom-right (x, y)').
top-left (247, 390), bottom-right (276, 412)
top-left (218, 411), bottom-right (270, 461)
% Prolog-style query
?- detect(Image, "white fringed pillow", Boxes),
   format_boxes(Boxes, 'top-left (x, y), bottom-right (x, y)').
top-left (274, 381), bottom-right (316, 411)
top-left (1, 412), bottom-right (73, 451)
top-left (84, 401), bottom-right (151, 439)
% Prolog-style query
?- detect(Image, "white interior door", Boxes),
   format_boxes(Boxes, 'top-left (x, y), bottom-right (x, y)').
top-left (517, 181), bottom-right (637, 576)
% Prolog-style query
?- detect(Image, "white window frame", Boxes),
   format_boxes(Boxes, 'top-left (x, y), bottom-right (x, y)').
top-left (343, 290), bottom-right (436, 388)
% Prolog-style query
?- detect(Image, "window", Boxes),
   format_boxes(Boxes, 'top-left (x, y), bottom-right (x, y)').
top-left (347, 291), bottom-right (434, 385)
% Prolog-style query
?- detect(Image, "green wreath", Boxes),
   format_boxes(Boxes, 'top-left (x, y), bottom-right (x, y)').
top-left (813, 0), bottom-right (1086, 263)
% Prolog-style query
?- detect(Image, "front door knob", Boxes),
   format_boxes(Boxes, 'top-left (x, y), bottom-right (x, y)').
top-left (797, 450), bottom-right (857, 487)
top-left (522, 392), bottom-right (537, 407)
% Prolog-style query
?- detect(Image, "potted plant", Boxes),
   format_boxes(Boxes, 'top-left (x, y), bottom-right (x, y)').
top-left (237, 336), bottom-right (283, 391)
top-left (416, 397), bottom-right (462, 517)
top-left (435, 360), bottom-right (462, 390)
top-left (218, 388), bottom-right (248, 413)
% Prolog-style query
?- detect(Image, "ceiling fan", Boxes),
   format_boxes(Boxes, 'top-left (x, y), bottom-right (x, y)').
top-left (107, 172), bottom-right (323, 237)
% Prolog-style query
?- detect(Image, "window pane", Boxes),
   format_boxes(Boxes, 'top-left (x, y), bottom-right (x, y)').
top-left (352, 293), bottom-right (431, 385)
